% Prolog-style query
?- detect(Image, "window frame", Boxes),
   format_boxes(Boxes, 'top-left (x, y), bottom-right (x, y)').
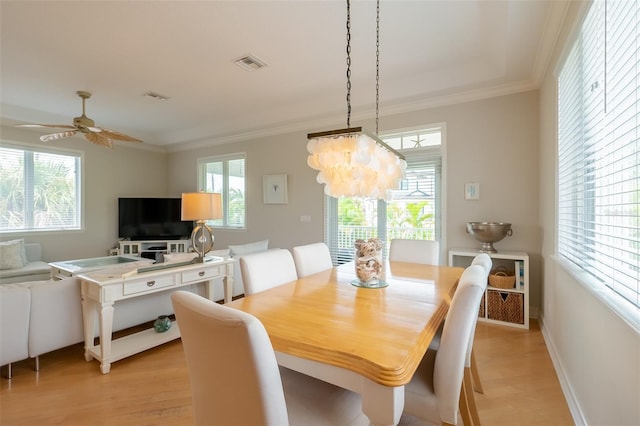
top-left (0, 141), bottom-right (84, 234)
top-left (197, 153), bottom-right (246, 230)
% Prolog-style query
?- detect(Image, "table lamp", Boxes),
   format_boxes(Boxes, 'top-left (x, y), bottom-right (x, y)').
top-left (181, 192), bottom-right (222, 263)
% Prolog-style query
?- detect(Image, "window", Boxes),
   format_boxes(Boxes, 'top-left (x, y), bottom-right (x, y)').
top-left (326, 126), bottom-right (442, 264)
top-left (557, 0), bottom-right (639, 308)
top-left (198, 154), bottom-right (246, 229)
top-left (0, 144), bottom-right (82, 232)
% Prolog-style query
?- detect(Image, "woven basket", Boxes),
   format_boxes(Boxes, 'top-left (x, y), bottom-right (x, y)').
top-left (489, 266), bottom-right (516, 289)
top-left (487, 290), bottom-right (524, 324)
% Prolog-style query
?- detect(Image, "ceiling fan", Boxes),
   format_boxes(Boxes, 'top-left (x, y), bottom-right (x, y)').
top-left (16, 91), bottom-right (143, 148)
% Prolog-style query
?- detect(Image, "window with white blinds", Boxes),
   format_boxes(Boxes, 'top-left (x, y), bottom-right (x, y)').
top-left (557, 0), bottom-right (639, 308)
top-left (0, 144), bottom-right (82, 232)
top-left (325, 127), bottom-right (442, 264)
top-left (198, 154), bottom-right (246, 229)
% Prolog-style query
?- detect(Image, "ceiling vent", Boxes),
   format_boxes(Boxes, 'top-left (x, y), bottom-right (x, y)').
top-left (142, 91), bottom-right (170, 101)
top-left (234, 55), bottom-right (267, 71)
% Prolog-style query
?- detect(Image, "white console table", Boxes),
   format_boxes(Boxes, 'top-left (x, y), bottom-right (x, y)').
top-left (79, 257), bottom-right (234, 374)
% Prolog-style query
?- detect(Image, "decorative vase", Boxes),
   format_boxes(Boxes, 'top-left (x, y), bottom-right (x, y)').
top-left (352, 238), bottom-right (387, 288)
top-left (153, 315), bottom-right (172, 333)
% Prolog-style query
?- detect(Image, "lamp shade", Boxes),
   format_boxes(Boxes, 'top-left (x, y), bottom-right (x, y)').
top-left (181, 192), bottom-right (222, 221)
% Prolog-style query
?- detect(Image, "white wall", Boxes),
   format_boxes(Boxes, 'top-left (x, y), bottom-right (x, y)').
top-left (1, 125), bottom-right (169, 261)
top-left (167, 90), bottom-right (541, 309)
top-left (539, 2), bottom-right (640, 425)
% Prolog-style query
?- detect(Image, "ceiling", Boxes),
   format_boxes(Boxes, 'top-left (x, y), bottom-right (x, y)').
top-left (0, 1), bottom-right (568, 150)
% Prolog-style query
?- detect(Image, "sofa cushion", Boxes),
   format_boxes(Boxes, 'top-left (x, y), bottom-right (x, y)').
top-left (28, 278), bottom-right (84, 358)
top-left (229, 240), bottom-right (269, 257)
top-left (0, 239), bottom-right (26, 270)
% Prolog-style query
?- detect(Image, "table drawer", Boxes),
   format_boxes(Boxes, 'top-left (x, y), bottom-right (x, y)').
top-left (182, 266), bottom-right (222, 283)
top-left (123, 274), bottom-right (176, 295)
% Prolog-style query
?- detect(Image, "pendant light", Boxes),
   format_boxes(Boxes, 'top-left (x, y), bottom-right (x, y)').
top-left (306, 0), bottom-right (406, 201)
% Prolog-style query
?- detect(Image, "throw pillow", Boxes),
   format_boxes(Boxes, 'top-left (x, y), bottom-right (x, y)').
top-left (0, 239), bottom-right (26, 270)
top-left (228, 240), bottom-right (269, 257)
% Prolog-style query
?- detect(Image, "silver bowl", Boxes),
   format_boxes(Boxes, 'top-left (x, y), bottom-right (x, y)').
top-left (466, 222), bottom-right (513, 253)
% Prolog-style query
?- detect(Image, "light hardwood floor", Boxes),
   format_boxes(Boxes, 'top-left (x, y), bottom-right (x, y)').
top-left (1, 319), bottom-right (574, 425)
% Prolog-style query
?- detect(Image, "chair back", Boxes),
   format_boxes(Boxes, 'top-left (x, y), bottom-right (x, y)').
top-left (240, 249), bottom-right (298, 295)
top-left (471, 253), bottom-right (492, 277)
top-left (434, 264), bottom-right (486, 424)
top-left (171, 291), bottom-right (289, 426)
top-left (291, 242), bottom-right (333, 278)
top-left (466, 253), bottom-right (491, 366)
top-left (388, 239), bottom-right (439, 265)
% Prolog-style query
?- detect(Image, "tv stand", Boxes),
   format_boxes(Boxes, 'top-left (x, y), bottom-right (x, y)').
top-left (119, 240), bottom-right (191, 259)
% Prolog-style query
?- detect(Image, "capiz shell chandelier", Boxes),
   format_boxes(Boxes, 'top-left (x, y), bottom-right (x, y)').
top-left (306, 0), bottom-right (406, 201)
top-left (307, 128), bottom-right (406, 201)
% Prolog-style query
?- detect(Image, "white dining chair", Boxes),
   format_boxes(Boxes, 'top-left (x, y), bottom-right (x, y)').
top-left (291, 242), bottom-right (333, 278)
top-left (403, 264), bottom-right (487, 426)
top-left (388, 239), bottom-right (440, 265)
top-left (171, 291), bottom-right (367, 426)
top-left (239, 248), bottom-right (298, 296)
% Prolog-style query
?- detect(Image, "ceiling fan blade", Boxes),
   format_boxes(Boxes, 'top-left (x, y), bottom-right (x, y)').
top-left (84, 132), bottom-right (113, 148)
top-left (40, 130), bottom-right (77, 142)
top-left (16, 124), bottom-right (77, 130)
top-left (99, 128), bottom-right (142, 143)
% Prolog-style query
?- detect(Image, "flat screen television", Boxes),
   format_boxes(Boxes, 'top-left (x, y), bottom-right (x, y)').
top-left (118, 197), bottom-right (193, 241)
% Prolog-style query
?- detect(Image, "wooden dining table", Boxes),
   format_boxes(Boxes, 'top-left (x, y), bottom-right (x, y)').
top-left (226, 260), bottom-right (463, 425)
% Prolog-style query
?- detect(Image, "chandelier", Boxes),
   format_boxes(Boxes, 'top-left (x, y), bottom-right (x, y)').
top-left (306, 0), bottom-right (406, 201)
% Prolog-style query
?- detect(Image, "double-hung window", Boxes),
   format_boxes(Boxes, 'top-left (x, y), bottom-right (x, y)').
top-left (0, 143), bottom-right (82, 232)
top-left (197, 153), bottom-right (246, 229)
top-left (557, 0), bottom-right (639, 309)
top-left (325, 126), bottom-right (443, 264)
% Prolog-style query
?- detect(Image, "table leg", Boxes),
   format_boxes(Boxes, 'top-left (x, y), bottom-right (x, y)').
top-left (81, 283), bottom-right (97, 362)
top-left (98, 301), bottom-right (114, 374)
top-left (223, 274), bottom-right (234, 304)
top-left (361, 382), bottom-right (404, 426)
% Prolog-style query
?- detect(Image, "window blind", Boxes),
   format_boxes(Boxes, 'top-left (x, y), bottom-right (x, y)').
top-left (557, 0), bottom-right (639, 308)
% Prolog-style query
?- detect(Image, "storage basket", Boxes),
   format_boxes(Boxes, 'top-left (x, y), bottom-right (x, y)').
top-left (487, 290), bottom-right (524, 324)
top-left (488, 266), bottom-right (516, 289)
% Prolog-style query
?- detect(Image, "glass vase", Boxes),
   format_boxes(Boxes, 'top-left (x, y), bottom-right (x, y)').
top-left (352, 238), bottom-right (387, 288)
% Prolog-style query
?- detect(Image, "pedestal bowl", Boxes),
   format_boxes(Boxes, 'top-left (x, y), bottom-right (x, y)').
top-left (465, 222), bottom-right (513, 253)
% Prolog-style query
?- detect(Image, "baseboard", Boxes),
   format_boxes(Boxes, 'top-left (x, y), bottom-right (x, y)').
top-left (538, 313), bottom-right (588, 426)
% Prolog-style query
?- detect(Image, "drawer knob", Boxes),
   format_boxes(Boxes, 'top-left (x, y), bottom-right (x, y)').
top-left (198, 271), bottom-right (205, 277)
top-left (146, 280), bottom-right (156, 287)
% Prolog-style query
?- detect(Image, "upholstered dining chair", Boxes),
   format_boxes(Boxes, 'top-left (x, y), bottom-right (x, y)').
top-left (291, 242), bottom-right (333, 278)
top-left (388, 239), bottom-right (440, 265)
top-left (171, 291), bottom-right (367, 426)
top-left (428, 254), bottom-right (491, 425)
top-left (239, 249), bottom-right (298, 296)
top-left (403, 264), bottom-right (487, 426)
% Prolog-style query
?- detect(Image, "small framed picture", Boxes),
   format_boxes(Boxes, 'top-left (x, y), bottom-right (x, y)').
top-left (263, 174), bottom-right (288, 204)
top-left (465, 183), bottom-right (480, 200)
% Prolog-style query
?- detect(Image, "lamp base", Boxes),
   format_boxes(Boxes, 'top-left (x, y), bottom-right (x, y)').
top-left (190, 221), bottom-right (214, 262)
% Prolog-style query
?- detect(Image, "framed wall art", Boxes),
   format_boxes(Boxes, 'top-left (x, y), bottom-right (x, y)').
top-left (263, 174), bottom-right (288, 204)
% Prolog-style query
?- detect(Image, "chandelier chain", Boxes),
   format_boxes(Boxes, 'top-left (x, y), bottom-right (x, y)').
top-left (375, 0), bottom-right (380, 135)
top-left (346, 0), bottom-right (352, 128)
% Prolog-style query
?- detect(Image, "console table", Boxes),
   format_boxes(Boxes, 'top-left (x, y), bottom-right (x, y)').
top-left (79, 257), bottom-right (234, 374)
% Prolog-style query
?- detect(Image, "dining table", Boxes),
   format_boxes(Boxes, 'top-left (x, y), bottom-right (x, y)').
top-left (226, 260), bottom-right (463, 425)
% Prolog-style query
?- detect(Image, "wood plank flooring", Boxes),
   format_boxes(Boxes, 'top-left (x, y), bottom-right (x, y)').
top-left (0, 319), bottom-right (574, 425)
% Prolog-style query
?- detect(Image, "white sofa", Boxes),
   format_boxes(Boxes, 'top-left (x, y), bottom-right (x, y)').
top-left (209, 239), bottom-right (271, 299)
top-left (0, 243), bottom-right (50, 285)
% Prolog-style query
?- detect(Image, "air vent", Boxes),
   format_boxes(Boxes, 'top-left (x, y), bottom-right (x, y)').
top-left (234, 55), bottom-right (267, 71)
top-left (142, 91), bottom-right (170, 101)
